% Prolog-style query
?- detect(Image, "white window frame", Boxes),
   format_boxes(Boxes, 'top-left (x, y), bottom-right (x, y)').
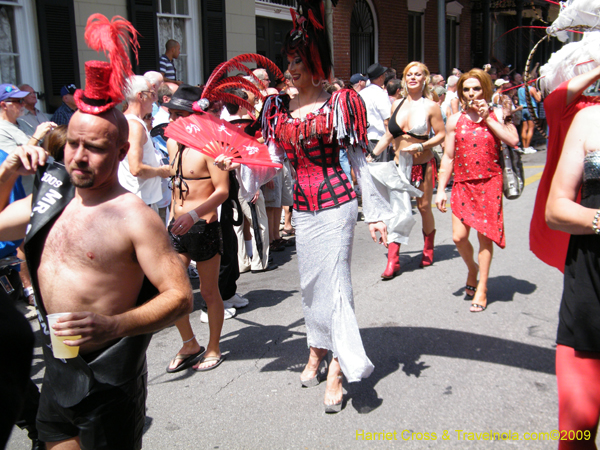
top-left (157, 0), bottom-right (202, 85)
top-left (0, 0), bottom-right (44, 106)
top-left (255, 1), bottom-right (292, 21)
top-left (363, 0), bottom-right (379, 64)
top-left (407, 0), bottom-right (428, 62)
top-left (447, 1), bottom-right (463, 70)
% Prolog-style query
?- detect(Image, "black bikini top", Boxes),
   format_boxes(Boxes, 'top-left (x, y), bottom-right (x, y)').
top-left (388, 98), bottom-right (429, 141)
top-left (170, 144), bottom-right (211, 203)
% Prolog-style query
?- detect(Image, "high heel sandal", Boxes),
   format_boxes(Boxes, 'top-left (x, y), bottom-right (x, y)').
top-left (301, 358), bottom-right (327, 388)
top-left (324, 374), bottom-right (343, 413)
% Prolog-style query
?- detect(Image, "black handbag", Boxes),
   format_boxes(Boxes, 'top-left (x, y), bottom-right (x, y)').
top-left (499, 143), bottom-right (524, 200)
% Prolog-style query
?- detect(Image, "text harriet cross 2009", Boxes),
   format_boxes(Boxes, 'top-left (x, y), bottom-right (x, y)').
top-left (355, 429), bottom-right (592, 442)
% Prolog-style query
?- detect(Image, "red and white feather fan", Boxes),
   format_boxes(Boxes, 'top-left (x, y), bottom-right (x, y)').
top-left (164, 113), bottom-right (281, 168)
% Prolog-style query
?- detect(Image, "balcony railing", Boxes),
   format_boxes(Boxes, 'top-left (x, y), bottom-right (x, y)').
top-left (256, 0), bottom-right (296, 7)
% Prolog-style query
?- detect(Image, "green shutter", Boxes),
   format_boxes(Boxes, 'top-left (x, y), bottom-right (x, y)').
top-left (128, 0), bottom-right (159, 75)
top-left (35, 0), bottom-right (80, 113)
top-left (202, 0), bottom-right (227, 80)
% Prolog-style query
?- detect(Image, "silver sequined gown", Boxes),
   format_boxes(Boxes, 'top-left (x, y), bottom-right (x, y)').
top-left (246, 94), bottom-right (393, 383)
top-left (293, 147), bottom-right (393, 382)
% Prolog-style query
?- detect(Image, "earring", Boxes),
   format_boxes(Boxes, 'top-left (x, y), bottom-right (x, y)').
top-left (312, 77), bottom-right (322, 87)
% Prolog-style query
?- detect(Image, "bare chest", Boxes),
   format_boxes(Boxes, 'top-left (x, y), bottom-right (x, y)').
top-left (171, 147), bottom-right (210, 180)
top-left (41, 206), bottom-right (133, 270)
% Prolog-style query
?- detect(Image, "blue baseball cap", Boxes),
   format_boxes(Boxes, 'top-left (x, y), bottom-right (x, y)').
top-left (0, 84), bottom-right (29, 102)
top-left (350, 73), bottom-right (368, 85)
top-left (60, 84), bottom-right (77, 97)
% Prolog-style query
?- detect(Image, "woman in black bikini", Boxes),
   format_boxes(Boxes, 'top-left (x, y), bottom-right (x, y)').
top-left (370, 61), bottom-right (445, 279)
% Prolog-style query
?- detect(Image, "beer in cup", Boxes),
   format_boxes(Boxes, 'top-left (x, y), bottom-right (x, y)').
top-left (47, 313), bottom-right (81, 359)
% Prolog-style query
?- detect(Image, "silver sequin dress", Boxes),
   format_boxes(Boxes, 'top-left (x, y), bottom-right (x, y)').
top-left (293, 147), bottom-right (392, 382)
top-left (254, 92), bottom-right (393, 382)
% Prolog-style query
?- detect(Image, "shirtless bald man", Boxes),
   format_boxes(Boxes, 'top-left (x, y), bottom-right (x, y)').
top-left (0, 108), bottom-right (192, 449)
top-left (0, 15), bottom-right (193, 449)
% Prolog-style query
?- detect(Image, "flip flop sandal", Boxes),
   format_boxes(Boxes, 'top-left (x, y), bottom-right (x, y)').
top-left (166, 347), bottom-right (206, 373)
top-left (194, 354), bottom-right (226, 372)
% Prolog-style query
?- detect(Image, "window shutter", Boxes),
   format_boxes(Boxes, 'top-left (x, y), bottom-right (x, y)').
top-left (202, 0), bottom-right (227, 80)
top-left (35, 0), bottom-right (80, 113)
top-left (127, 0), bottom-right (159, 75)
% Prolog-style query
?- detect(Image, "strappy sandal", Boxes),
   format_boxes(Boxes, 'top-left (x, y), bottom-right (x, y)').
top-left (281, 228), bottom-right (295, 236)
top-left (470, 303), bottom-right (486, 313)
top-left (465, 284), bottom-right (477, 300)
top-left (324, 374), bottom-right (344, 413)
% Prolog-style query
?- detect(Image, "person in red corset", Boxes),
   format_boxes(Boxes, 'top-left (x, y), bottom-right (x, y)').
top-left (435, 68), bottom-right (519, 312)
top-left (254, 0), bottom-right (391, 413)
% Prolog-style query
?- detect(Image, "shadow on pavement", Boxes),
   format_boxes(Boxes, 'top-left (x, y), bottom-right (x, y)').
top-left (211, 321), bottom-right (556, 415)
top-left (452, 275), bottom-right (537, 305)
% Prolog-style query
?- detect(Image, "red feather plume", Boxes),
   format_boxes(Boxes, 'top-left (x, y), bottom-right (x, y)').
top-left (84, 14), bottom-right (139, 104)
top-left (203, 53), bottom-right (285, 99)
top-left (308, 10), bottom-right (324, 30)
top-left (208, 78), bottom-right (263, 101)
top-left (212, 92), bottom-right (256, 117)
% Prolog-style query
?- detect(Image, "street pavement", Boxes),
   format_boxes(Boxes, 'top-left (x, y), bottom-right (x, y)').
top-left (9, 146), bottom-right (585, 449)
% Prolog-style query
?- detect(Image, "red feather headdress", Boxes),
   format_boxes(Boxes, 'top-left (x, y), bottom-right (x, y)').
top-left (74, 14), bottom-right (140, 114)
top-left (285, 0), bottom-right (334, 82)
top-left (192, 53), bottom-right (285, 118)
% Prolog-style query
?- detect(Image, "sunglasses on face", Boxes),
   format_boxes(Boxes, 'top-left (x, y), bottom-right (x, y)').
top-left (142, 90), bottom-right (157, 100)
top-left (4, 99), bottom-right (24, 104)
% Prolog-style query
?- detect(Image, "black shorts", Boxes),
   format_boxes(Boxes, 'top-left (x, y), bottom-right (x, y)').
top-left (168, 218), bottom-right (223, 262)
top-left (37, 374), bottom-right (147, 450)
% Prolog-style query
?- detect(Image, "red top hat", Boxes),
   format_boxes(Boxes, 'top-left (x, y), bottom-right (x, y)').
top-left (74, 14), bottom-right (139, 115)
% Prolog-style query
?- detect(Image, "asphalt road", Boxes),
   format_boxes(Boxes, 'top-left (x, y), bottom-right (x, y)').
top-left (9, 147), bottom-right (582, 449)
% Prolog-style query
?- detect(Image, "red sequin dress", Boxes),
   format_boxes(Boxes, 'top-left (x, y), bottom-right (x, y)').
top-left (451, 111), bottom-right (505, 248)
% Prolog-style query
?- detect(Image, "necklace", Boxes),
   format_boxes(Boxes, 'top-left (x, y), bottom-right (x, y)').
top-left (297, 89), bottom-right (323, 120)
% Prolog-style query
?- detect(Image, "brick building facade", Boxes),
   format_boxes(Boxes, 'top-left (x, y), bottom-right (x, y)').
top-left (331, 0), bottom-right (471, 81)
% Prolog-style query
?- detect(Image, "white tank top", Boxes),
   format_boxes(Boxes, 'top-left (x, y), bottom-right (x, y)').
top-left (119, 114), bottom-right (163, 205)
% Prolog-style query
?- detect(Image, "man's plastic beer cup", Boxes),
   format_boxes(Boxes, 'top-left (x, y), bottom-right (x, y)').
top-left (47, 313), bottom-right (81, 359)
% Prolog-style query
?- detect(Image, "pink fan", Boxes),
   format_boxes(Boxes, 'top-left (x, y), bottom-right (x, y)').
top-left (164, 113), bottom-right (281, 168)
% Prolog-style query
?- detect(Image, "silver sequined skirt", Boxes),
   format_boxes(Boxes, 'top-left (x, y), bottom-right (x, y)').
top-left (293, 199), bottom-right (374, 382)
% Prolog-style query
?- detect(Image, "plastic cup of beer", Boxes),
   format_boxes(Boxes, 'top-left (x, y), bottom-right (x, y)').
top-left (47, 313), bottom-right (81, 359)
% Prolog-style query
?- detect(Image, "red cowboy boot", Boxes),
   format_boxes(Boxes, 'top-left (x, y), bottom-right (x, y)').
top-left (420, 229), bottom-right (436, 267)
top-left (381, 242), bottom-right (401, 279)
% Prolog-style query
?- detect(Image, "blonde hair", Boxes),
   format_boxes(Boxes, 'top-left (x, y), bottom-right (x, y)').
top-left (457, 68), bottom-right (494, 110)
top-left (401, 61), bottom-right (432, 100)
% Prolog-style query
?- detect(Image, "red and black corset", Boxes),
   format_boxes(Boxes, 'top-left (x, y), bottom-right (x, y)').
top-left (260, 89), bottom-right (369, 211)
top-left (281, 134), bottom-right (355, 211)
